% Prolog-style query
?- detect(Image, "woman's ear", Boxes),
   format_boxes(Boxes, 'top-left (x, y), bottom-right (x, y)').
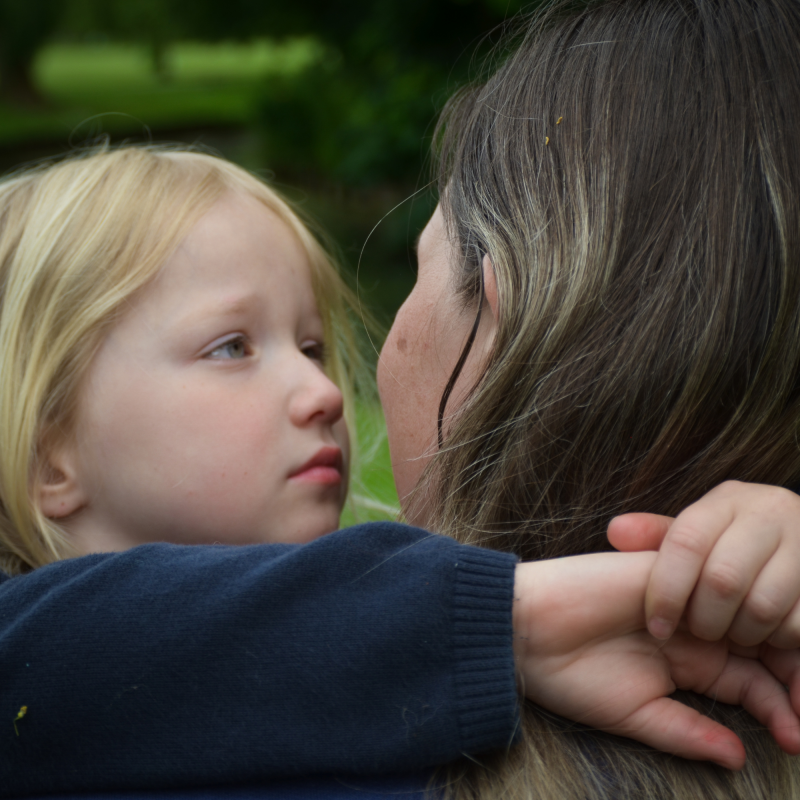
top-left (37, 438), bottom-right (87, 519)
top-left (482, 254), bottom-right (499, 321)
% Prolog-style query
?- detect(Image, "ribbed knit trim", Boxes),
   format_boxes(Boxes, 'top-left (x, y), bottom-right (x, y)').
top-left (452, 545), bottom-right (520, 753)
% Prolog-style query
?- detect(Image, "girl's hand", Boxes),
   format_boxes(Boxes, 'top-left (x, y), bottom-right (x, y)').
top-left (513, 552), bottom-right (800, 770)
top-left (608, 481), bottom-right (800, 647)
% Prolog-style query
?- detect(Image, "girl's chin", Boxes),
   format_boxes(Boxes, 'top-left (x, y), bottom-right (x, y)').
top-left (276, 508), bottom-right (342, 546)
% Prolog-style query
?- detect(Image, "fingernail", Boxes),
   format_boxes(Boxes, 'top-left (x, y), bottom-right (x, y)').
top-left (649, 617), bottom-right (674, 639)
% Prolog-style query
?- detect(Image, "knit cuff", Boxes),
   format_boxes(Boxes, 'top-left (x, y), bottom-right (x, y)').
top-left (451, 544), bottom-right (520, 753)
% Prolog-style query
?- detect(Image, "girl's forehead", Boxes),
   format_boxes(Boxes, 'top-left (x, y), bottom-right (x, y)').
top-left (167, 193), bottom-right (308, 276)
top-left (123, 192), bottom-right (318, 328)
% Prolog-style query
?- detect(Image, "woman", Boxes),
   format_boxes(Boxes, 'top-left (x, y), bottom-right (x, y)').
top-left (377, 0), bottom-right (800, 796)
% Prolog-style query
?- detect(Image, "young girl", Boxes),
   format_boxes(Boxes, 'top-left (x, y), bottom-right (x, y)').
top-left (1, 145), bottom-right (800, 797)
top-left (0, 146), bottom-right (362, 565)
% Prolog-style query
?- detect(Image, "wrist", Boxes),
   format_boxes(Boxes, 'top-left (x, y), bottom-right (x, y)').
top-left (511, 562), bottom-right (536, 693)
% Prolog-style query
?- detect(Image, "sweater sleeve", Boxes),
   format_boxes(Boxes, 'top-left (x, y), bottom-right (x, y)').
top-left (0, 522), bottom-right (519, 797)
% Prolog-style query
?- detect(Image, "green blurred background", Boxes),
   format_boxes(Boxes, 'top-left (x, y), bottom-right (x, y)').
top-left (0, 0), bottom-right (534, 521)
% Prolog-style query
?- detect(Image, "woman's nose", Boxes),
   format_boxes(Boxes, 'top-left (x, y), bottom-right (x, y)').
top-left (289, 357), bottom-right (345, 427)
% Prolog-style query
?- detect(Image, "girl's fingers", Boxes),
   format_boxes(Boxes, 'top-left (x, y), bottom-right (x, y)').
top-left (704, 653), bottom-right (800, 755)
top-left (757, 646), bottom-right (800, 717)
top-left (644, 501), bottom-right (735, 639)
top-left (727, 552), bottom-right (800, 647)
top-left (686, 519), bottom-right (779, 642)
top-left (607, 513), bottom-right (673, 552)
top-left (768, 603), bottom-right (800, 650)
top-left (637, 482), bottom-right (800, 642)
top-left (617, 697), bottom-right (745, 770)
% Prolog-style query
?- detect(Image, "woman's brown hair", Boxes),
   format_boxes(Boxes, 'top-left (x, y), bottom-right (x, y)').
top-left (425, 0), bottom-right (800, 796)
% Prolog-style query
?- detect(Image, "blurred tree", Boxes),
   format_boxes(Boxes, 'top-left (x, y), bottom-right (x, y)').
top-left (60, 0), bottom-right (180, 80)
top-left (0, 0), bottom-right (62, 104)
top-left (5, 0), bottom-right (541, 183)
top-left (249, 0), bottom-right (540, 185)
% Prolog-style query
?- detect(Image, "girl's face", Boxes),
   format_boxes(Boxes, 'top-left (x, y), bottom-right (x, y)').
top-left (377, 206), bottom-right (495, 525)
top-left (57, 192), bottom-right (349, 552)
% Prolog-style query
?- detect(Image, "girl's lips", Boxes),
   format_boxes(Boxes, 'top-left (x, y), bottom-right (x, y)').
top-left (289, 446), bottom-right (343, 485)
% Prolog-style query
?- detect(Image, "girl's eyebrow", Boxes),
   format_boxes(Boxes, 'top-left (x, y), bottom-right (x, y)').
top-left (172, 293), bottom-right (257, 329)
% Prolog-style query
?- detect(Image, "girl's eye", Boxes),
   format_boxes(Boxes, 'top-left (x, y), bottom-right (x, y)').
top-left (206, 336), bottom-right (250, 360)
top-left (301, 341), bottom-right (326, 364)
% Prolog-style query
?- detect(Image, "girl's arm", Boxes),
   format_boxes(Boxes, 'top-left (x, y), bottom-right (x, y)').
top-left (0, 522), bottom-right (518, 797)
top-left (1, 516), bottom-right (798, 796)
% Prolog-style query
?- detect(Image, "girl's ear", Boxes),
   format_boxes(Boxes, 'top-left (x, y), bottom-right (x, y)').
top-left (37, 439), bottom-right (87, 519)
top-left (482, 254), bottom-right (499, 321)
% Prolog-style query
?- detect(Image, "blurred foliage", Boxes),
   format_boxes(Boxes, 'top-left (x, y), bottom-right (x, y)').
top-left (0, 0), bottom-right (61, 102)
top-left (3, 0), bottom-right (538, 183)
top-left (341, 401), bottom-right (400, 526)
top-left (253, 0), bottom-right (536, 185)
top-left (0, 0), bottom-right (543, 322)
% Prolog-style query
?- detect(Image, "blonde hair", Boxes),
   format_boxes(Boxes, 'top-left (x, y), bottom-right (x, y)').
top-left (0, 145), bottom-right (364, 576)
top-left (425, 0), bottom-right (800, 797)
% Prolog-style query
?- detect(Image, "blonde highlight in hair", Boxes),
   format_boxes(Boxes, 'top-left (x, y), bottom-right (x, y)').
top-left (424, 0), bottom-right (800, 797)
top-left (0, 145), bottom-right (364, 576)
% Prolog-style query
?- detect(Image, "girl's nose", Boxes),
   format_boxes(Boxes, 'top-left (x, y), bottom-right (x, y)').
top-left (289, 358), bottom-right (345, 428)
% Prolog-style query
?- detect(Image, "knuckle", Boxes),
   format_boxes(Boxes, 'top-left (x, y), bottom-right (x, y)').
top-left (736, 671), bottom-right (759, 708)
top-left (666, 522), bottom-right (710, 558)
top-left (770, 609), bottom-right (800, 648)
top-left (715, 479), bottom-right (744, 496)
top-left (713, 480), bottom-right (800, 514)
top-left (744, 589), bottom-right (784, 627)
top-left (704, 561), bottom-right (746, 601)
top-left (770, 621), bottom-right (800, 649)
top-left (765, 485), bottom-right (800, 515)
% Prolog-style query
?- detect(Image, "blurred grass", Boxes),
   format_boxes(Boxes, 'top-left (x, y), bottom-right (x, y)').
top-left (0, 38), bottom-right (324, 145)
top-left (342, 402), bottom-right (401, 527)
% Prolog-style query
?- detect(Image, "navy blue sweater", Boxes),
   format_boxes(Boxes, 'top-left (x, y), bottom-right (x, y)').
top-left (0, 523), bottom-right (519, 797)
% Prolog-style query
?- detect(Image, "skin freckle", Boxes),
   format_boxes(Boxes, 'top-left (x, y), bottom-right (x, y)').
top-left (397, 337), bottom-right (408, 353)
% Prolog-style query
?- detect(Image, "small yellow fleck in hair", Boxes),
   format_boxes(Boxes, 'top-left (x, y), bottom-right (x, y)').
top-left (556, 116), bottom-right (563, 124)
top-left (545, 137), bottom-right (550, 145)
top-left (13, 705), bottom-right (27, 736)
